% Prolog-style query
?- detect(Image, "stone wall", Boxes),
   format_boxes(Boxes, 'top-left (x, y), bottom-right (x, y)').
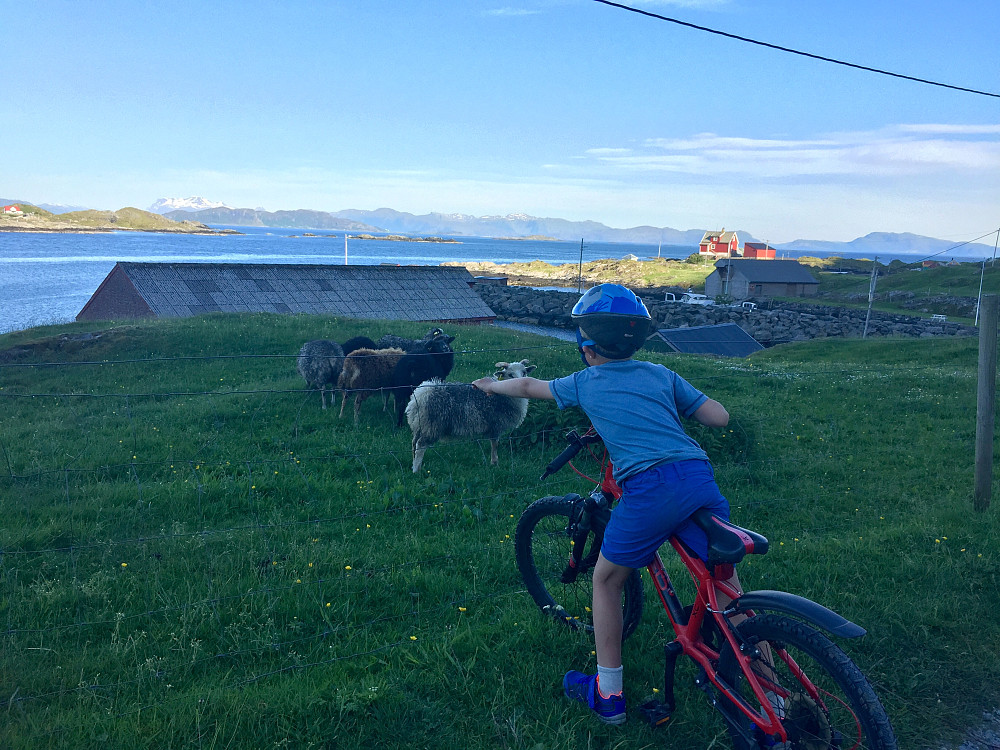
top-left (474, 285), bottom-right (978, 346)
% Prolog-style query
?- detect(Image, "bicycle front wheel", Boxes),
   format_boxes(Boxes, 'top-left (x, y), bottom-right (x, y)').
top-left (514, 495), bottom-right (644, 640)
top-left (717, 613), bottom-right (897, 750)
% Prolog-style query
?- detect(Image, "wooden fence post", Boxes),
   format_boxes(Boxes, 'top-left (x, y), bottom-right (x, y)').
top-left (975, 295), bottom-right (998, 511)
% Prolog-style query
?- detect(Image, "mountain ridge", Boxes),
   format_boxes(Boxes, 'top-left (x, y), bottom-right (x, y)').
top-left (7, 196), bottom-right (993, 257)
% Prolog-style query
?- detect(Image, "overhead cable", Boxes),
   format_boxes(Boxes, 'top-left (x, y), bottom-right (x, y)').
top-left (593, 0), bottom-right (1000, 99)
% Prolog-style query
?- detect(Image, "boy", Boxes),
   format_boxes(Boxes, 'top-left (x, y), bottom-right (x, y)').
top-left (472, 283), bottom-right (736, 726)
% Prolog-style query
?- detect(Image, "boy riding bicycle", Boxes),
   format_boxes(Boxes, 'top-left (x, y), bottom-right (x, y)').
top-left (473, 283), bottom-right (742, 726)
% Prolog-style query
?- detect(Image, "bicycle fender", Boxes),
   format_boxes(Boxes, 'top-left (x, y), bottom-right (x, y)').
top-left (732, 590), bottom-right (867, 639)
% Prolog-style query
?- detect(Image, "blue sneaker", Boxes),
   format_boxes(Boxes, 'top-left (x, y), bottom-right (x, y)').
top-left (563, 670), bottom-right (626, 725)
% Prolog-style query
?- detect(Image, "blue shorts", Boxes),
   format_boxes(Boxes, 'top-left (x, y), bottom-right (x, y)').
top-left (601, 458), bottom-right (729, 568)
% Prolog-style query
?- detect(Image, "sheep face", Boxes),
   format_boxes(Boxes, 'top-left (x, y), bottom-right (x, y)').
top-left (493, 359), bottom-right (536, 380)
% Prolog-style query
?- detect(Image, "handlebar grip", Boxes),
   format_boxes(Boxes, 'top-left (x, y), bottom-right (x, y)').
top-left (539, 439), bottom-right (583, 480)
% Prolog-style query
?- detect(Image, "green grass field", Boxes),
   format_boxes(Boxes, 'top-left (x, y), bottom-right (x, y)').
top-left (1, 314), bottom-right (998, 749)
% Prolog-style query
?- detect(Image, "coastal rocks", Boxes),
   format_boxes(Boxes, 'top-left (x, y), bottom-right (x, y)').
top-left (474, 285), bottom-right (978, 347)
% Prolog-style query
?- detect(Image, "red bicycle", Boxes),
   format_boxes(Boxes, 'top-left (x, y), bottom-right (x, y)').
top-left (514, 428), bottom-right (897, 749)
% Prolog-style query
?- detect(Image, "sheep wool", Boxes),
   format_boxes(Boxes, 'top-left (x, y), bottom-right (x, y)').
top-left (296, 339), bottom-right (346, 410)
top-left (337, 347), bottom-right (406, 425)
top-left (406, 360), bottom-right (536, 473)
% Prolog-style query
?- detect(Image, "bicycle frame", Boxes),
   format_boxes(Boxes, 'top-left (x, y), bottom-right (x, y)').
top-left (590, 455), bottom-right (801, 740)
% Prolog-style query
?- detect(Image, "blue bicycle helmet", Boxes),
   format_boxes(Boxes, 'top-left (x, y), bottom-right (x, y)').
top-left (571, 283), bottom-right (653, 360)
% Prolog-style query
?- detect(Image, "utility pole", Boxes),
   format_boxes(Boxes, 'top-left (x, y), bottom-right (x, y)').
top-left (577, 239), bottom-right (584, 293)
top-left (862, 257), bottom-right (878, 338)
top-left (975, 295), bottom-right (998, 511)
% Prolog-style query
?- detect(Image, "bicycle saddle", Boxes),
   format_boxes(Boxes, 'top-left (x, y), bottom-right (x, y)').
top-left (691, 508), bottom-right (769, 566)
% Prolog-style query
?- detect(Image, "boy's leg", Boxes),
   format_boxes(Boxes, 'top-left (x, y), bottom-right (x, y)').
top-left (592, 552), bottom-right (633, 670)
top-left (563, 552), bottom-right (632, 725)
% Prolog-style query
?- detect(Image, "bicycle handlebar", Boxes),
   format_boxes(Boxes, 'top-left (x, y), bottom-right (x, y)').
top-left (539, 429), bottom-right (602, 480)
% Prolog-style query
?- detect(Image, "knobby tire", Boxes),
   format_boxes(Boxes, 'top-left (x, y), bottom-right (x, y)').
top-left (514, 495), bottom-right (643, 640)
top-left (718, 613), bottom-right (897, 750)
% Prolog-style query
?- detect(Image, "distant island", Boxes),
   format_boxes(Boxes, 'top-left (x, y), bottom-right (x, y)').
top-left (348, 234), bottom-right (459, 243)
top-left (0, 204), bottom-right (238, 235)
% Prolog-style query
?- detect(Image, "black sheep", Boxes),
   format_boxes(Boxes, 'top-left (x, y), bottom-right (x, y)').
top-left (389, 334), bottom-right (456, 427)
top-left (375, 327), bottom-right (446, 353)
top-left (342, 335), bottom-right (377, 355)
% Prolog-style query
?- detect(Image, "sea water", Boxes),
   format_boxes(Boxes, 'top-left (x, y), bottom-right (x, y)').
top-left (0, 226), bottom-right (978, 335)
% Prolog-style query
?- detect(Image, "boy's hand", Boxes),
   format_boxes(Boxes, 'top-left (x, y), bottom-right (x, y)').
top-left (472, 377), bottom-right (496, 394)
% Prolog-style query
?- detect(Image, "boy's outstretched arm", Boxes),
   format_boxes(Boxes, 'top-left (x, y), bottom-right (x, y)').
top-left (472, 376), bottom-right (555, 400)
top-left (692, 398), bottom-right (729, 428)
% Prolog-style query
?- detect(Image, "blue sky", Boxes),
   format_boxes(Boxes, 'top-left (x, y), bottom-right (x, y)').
top-left (2, 0), bottom-right (998, 243)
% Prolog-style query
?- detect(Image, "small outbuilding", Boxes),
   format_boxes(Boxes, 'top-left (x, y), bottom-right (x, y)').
top-left (76, 262), bottom-right (496, 324)
top-left (705, 259), bottom-right (819, 299)
top-left (645, 323), bottom-right (764, 357)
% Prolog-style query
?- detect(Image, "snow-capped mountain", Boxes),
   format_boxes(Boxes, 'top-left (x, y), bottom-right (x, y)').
top-left (148, 197), bottom-right (232, 214)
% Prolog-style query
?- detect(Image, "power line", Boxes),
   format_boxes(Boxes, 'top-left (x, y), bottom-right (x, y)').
top-left (593, 0), bottom-right (1000, 99)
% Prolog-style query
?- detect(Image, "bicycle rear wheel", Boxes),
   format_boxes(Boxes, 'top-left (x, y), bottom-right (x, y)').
top-left (717, 613), bottom-right (897, 750)
top-left (514, 495), bottom-right (643, 640)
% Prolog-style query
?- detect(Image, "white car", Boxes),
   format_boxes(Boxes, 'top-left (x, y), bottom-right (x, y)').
top-left (680, 293), bottom-right (714, 306)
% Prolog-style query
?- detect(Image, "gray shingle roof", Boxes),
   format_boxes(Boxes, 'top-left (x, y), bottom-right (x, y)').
top-left (84, 262), bottom-right (496, 322)
top-left (715, 259), bottom-right (819, 284)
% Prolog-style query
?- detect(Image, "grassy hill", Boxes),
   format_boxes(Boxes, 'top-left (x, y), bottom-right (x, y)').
top-left (0, 203), bottom-right (237, 234)
top-left (0, 314), bottom-right (997, 748)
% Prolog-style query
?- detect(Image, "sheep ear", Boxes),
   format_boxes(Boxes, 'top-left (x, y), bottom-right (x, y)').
top-left (495, 361), bottom-right (509, 369)
top-left (519, 359), bottom-right (531, 366)
top-left (525, 364), bottom-right (537, 374)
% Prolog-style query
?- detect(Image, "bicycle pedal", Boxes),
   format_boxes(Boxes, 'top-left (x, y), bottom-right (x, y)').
top-left (639, 699), bottom-right (672, 728)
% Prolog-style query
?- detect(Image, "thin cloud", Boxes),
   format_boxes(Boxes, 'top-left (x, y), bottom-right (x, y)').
top-left (898, 123), bottom-right (1000, 135)
top-left (583, 125), bottom-right (1000, 178)
top-left (484, 7), bottom-right (542, 16)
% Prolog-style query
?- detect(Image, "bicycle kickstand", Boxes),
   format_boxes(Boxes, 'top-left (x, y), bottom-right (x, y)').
top-left (639, 640), bottom-right (683, 728)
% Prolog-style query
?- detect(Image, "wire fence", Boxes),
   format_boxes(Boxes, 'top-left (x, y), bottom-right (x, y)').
top-left (0, 341), bottom-right (985, 746)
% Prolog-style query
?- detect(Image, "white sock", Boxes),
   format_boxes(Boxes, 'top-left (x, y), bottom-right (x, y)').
top-left (597, 665), bottom-right (623, 697)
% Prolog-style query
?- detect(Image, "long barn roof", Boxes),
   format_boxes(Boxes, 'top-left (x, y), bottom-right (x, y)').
top-left (715, 259), bottom-right (819, 284)
top-left (77, 262), bottom-right (496, 322)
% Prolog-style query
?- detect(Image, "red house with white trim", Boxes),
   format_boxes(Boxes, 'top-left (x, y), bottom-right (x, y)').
top-left (3, 205), bottom-right (24, 215)
top-left (699, 229), bottom-right (739, 257)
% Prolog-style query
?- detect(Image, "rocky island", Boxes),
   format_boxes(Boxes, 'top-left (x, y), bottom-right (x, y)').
top-left (0, 204), bottom-right (240, 235)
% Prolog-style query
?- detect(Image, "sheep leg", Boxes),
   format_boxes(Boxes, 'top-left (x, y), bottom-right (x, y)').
top-left (338, 391), bottom-right (349, 419)
top-left (353, 394), bottom-right (363, 426)
top-left (394, 389), bottom-right (408, 428)
top-left (490, 439), bottom-right (499, 465)
top-left (411, 433), bottom-right (428, 473)
top-left (320, 386), bottom-right (328, 410)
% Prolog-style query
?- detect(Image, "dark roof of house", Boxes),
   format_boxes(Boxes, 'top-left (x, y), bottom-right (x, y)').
top-left (78, 262), bottom-right (496, 322)
top-left (647, 323), bottom-right (764, 357)
top-left (714, 259), bottom-right (818, 284)
top-left (701, 230), bottom-right (738, 243)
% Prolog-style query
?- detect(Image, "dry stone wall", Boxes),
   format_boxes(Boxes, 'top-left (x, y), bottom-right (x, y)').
top-left (475, 285), bottom-right (977, 346)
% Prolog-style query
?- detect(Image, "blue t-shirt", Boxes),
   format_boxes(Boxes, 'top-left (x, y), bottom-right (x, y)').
top-left (548, 360), bottom-right (709, 482)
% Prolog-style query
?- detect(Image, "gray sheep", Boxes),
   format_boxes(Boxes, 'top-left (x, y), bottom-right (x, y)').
top-left (297, 339), bottom-right (346, 409)
top-left (406, 359), bottom-right (536, 473)
top-left (337, 347), bottom-right (406, 425)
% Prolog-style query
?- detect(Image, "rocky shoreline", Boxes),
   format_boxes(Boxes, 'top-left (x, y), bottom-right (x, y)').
top-left (475, 283), bottom-right (978, 346)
